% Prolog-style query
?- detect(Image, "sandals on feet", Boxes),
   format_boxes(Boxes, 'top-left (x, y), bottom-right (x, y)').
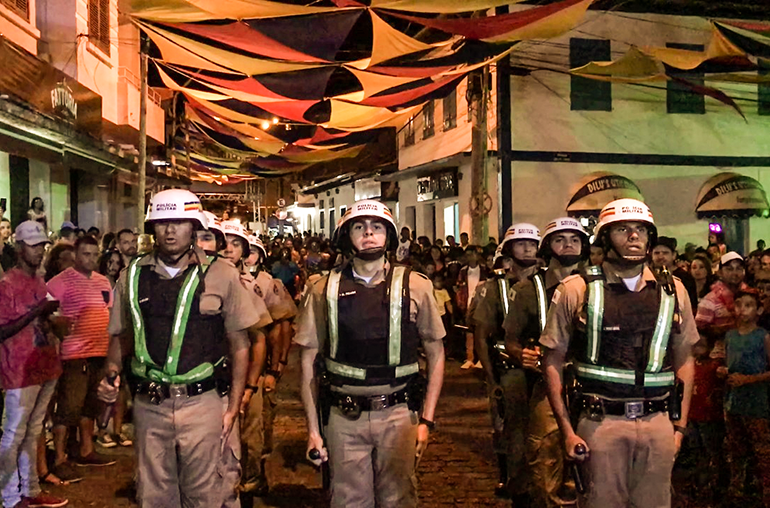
top-left (39, 472), bottom-right (69, 486)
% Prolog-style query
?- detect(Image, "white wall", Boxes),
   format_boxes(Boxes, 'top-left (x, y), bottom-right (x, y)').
top-left (507, 11), bottom-right (770, 251)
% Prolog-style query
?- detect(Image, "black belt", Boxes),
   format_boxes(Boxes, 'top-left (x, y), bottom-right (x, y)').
top-left (135, 377), bottom-right (220, 405)
top-left (331, 386), bottom-right (409, 416)
top-left (581, 394), bottom-right (668, 420)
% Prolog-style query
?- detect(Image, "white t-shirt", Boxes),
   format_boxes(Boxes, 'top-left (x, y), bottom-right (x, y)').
top-left (622, 274), bottom-right (641, 292)
top-left (467, 265), bottom-right (481, 303)
top-left (396, 239), bottom-right (410, 262)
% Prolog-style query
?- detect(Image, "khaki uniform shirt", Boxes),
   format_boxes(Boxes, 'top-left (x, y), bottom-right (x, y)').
top-left (539, 263), bottom-right (699, 358)
top-left (109, 248), bottom-right (267, 356)
top-left (242, 268), bottom-right (297, 322)
top-left (472, 275), bottom-right (518, 330)
top-left (503, 268), bottom-right (562, 346)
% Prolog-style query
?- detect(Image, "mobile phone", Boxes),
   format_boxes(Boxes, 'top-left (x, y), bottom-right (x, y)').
top-left (0, 197), bottom-right (6, 212)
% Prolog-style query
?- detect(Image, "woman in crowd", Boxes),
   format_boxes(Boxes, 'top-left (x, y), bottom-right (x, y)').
top-left (691, 254), bottom-right (717, 303)
top-left (0, 217), bottom-right (15, 271)
top-left (98, 249), bottom-right (124, 288)
top-left (43, 243), bottom-right (75, 282)
top-left (28, 196), bottom-right (48, 232)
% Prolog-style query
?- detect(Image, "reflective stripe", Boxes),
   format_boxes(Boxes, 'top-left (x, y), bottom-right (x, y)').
top-left (326, 270), bottom-right (342, 359)
top-left (389, 266), bottom-right (407, 366)
top-left (326, 358), bottom-right (366, 380)
top-left (585, 266), bottom-right (603, 364)
top-left (129, 256), bottom-right (216, 382)
top-left (575, 363), bottom-right (675, 387)
top-left (646, 290), bottom-right (675, 373)
top-left (498, 278), bottom-right (510, 317)
top-left (395, 363), bottom-right (420, 377)
top-left (325, 358), bottom-right (419, 381)
top-left (533, 273), bottom-right (548, 332)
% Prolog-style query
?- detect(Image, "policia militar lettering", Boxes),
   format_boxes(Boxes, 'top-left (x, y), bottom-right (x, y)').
top-left (295, 199), bottom-right (445, 508)
top-left (107, 189), bottom-right (267, 507)
top-left (502, 217), bottom-right (590, 508)
top-left (540, 199), bottom-right (698, 508)
top-left (472, 223), bottom-right (541, 502)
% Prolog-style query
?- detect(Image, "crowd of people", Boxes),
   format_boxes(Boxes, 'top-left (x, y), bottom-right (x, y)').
top-left (1, 191), bottom-right (770, 508)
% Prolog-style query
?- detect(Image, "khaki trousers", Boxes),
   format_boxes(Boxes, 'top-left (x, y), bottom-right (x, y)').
top-left (326, 403), bottom-right (418, 508)
top-left (134, 390), bottom-right (241, 508)
top-left (527, 378), bottom-right (576, 507)
top-left (577, 411), bottom-right (676, 508)
top-left (239, 376), bottom-right (277, 493)
top-left (489, 368), bottom-right (529, 495)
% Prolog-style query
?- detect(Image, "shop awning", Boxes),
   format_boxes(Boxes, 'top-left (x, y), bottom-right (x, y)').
top-left (566, 171), bottom-right (644, 217)
top-left (695, 172), bottom-right (769, 218)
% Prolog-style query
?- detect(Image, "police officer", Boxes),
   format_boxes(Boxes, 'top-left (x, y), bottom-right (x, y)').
top-left (197, 210), bottom-right (226, 254)
top-left (473, 223), bottom-right (541, 502)
top-left (107, 189), bottom-right (263, 507)
top-left (222, 221), bottom-right (296, 500)
top-left (295, 199), bottom-right (445, 508)
top-left (503, 217), bottom-right (589, 507)
top-left (541, 199), bottom-right (698, 508)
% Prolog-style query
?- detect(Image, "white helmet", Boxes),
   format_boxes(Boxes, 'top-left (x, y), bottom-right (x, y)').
top-left (222, 220), bottom-right (250, 244)
top-left (539, 217), bottom-right (589, 263)
top-left (146, 189), bottom-right (208, 230)
top-left (594, 199), bottom-right (655, 239)
top-left (499, 222), bottom-right (540, 251)
top-left (249, 235), bottom-right (267, 260)
top-left (203, 211), bottom-right (224, 236)
top-left (333, 199), bottom-right (398, 257)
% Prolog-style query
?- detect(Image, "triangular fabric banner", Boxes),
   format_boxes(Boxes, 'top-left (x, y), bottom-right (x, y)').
top-left (383, 0), bottom-right (592, 42)
top-left (158, 21), bottom-right (328, 63)
top-left (369, 11), bottom-right (435, 67)
top-left (370, 0), bottom-right (524, 14)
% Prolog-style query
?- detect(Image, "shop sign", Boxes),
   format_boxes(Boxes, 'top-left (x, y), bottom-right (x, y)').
top-left (51, 82), bottom-right (77, 121)
top-left (417, 168), bottom-right (458, 202)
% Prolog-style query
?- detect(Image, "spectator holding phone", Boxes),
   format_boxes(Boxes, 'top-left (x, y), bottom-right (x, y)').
top-left (0, 221), bottom-right (66, 508)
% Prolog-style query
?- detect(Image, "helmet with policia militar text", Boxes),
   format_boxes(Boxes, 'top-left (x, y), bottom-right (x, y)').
top-left (333, 199), bottom-right (398, 261)
top-left (538, 217), bottom-right (589, 265)
top-left (594, 198), bottom-right (657, 261)
top-left (499, 223), bottom-right (540, 265)
top-left (222, 220), bottom-right (250, 260)
top-left (146, 189), bottom-right (208, 232)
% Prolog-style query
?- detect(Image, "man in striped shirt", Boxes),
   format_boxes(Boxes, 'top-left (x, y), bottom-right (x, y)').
top-left (47, 236), bottom-right (116, 479)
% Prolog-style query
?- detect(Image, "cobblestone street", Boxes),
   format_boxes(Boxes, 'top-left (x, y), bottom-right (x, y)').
top-left (42, 351), bottom-right (510, 507)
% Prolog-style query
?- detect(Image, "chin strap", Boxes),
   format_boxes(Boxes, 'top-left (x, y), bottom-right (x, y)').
top-left (354, 247), bottom-right (386, 261)
top-left (157, 244), bottom-right (194, 267)
top-left (515, 258), bottom-right (538, 268)
top-left (553, 254), bottom-right (583, 266)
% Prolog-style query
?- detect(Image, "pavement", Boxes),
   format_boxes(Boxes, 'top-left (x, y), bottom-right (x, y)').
top-left (41, 350), bottom-right (510, 508)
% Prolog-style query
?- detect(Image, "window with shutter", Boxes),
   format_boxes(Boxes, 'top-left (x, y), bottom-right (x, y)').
top-left (89, 0), bottom-right (110, 56)
top-left (1, 0), bottom-right (29, 21)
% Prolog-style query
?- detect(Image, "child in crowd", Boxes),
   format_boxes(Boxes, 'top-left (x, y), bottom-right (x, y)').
top-left (432, 273), bottom-right (453, 334)
top-left (721, 289), bottom-right (770, 504)
top-left (677, 337), bottom-right (727, 503)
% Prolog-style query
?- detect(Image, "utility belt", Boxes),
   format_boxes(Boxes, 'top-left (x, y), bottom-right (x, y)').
top-left (579, 394), bottom-right (669, 421)
top-left (326, 375), bottom-right (426, 421)
top-left (491, 342), bottom-right (516, 372)
top-left (135, 376), bottom-right (230, 405)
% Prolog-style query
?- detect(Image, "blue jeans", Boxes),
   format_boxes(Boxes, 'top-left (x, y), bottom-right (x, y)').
top-left (0, 380), bottom-right (58, 507)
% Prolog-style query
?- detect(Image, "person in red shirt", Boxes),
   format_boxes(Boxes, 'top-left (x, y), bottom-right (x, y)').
top-left (47, 235), bottom-right (116, 476)
top-left (0, 221), bottom-right (67, 508)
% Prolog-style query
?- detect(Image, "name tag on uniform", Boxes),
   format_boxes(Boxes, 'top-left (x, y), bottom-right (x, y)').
top-left (339, 291), bottom-right (357, 298)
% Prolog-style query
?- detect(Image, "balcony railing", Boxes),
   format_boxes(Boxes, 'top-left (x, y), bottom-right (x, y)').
top-left (118, 67), bottom-right (161, 106)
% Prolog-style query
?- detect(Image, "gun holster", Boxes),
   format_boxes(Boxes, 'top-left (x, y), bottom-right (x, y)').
top-left (669, 378), bottom-right (684, 421)
top-left (406, 374), bottom-right (427, 412)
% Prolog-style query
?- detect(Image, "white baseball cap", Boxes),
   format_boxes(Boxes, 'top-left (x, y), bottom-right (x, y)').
top-left (720, 251), bottom-right (744, 268)
top-left (16, 220), bottom-right (50, 246)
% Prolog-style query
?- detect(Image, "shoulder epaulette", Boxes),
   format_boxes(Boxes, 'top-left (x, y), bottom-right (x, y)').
top-left (413, 271), bottom-right (430, 281)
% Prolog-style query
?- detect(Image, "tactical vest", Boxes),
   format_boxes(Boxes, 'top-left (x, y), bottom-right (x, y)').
top-left (324, 265), bottom-right (420, 386)
top-left (128, 256), bottom-right (227, 384)
top-left (572, 265), bottom-right (677, 399)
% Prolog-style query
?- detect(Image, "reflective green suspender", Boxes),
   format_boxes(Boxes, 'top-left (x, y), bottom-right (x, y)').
top-left (325, 266), bottom-right (418, 381)
top-left (580, 266), bottom-right (676, 385)
top-left (585, 266), bottom-right (604, 364)
top-left (498, 278), bottom-right (510, 318)
top-left (533, 272), bottom-right (548, 332)
top-left (129, 256), bottom-right (216, 384)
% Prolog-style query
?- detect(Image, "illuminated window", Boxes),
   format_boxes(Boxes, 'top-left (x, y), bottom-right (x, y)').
top-left (423, 100), bottom-right (434, 139)
top-left (443, 89), bottom-right (457, 130)
top-left (404, 117), bottom-right (415, 147)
